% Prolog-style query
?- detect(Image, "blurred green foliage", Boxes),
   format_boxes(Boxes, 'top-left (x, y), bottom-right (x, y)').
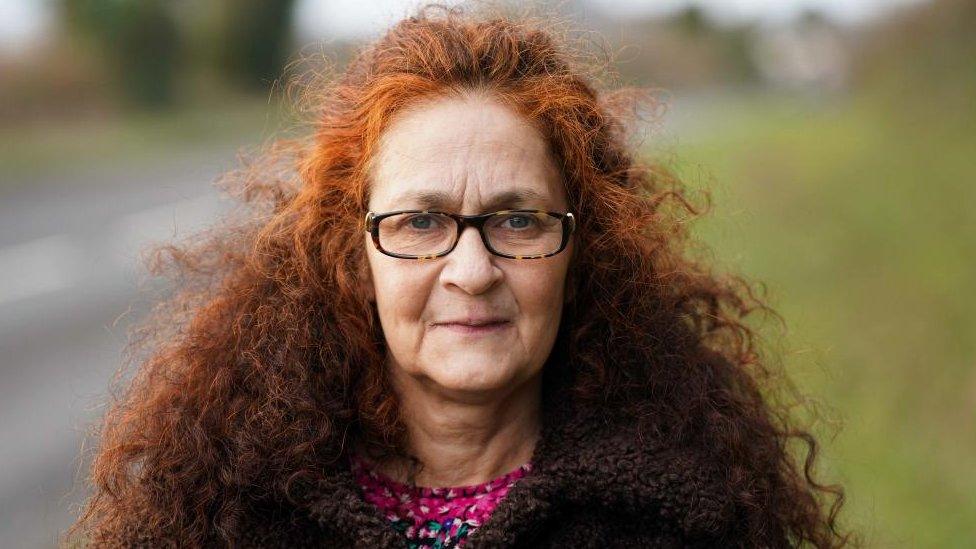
top-left (854, 0), bottom-right (976, 130)
top-left (610, 6), bottom-right (760, 89)
top-left (211, 0), bottom-right (298, 90)
top-left (62, 0), bottom-right (180, 107)
top-left (57, 0), bottom-right (298, 107)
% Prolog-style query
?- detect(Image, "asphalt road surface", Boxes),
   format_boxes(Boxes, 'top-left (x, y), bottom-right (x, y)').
top-left (0, 147), bottom-right (240, 547)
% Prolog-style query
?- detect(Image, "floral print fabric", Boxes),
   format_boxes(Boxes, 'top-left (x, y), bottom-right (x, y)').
top-left (350, 453), bottom-right (532, 548)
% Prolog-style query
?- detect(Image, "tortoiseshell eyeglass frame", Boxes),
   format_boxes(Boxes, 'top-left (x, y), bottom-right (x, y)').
top-left (364, 209), bottom-right (577, 260)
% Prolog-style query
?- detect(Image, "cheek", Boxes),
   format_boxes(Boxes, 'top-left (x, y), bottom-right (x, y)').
top-left (368, 254), bottom-right (431, 324)
top-left (510, 262), bottom-right (569, 325)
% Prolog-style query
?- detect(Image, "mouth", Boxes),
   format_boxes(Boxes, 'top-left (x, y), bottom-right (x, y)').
top-left (433, 319), bottom-right (511, 335)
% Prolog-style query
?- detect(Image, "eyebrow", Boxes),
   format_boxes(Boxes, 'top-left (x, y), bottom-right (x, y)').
top-left (390, 188), bottom-right (552, 211)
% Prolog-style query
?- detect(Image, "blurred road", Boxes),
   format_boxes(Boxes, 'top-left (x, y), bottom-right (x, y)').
top-left (0, 148), bottom-right (238, 548)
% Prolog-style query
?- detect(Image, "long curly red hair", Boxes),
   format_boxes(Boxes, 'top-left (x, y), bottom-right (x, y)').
top-left (67, 4), bottom-right (855, 547)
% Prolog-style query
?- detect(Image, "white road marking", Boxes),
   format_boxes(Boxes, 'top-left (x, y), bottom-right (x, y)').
top-left (0, 234), bottom-right (84, 306)
top-left (0, 194), bottom-right (225, 307)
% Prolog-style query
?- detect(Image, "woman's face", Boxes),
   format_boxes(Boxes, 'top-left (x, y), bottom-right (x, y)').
top-left (364, 94), bottom-right (572, 399)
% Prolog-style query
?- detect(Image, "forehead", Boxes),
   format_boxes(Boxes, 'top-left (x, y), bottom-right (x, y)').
top-left (368, 94), bottom-right (565, 211)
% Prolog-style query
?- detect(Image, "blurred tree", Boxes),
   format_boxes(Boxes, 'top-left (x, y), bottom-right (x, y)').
top-left (798, 8), bottom-right (831, 29)
top-left (671, 6), bottom-right (758, 86)
top-left (855, 0), bottom-right (976, 126)
top-left (672, 5), bottom-right (709, 36)
top-left (212, 0), bottom-right (297, 90)
top-left (608, 8), bottom-right (760, 90)
top-left (61, 0), bottom-right (181, 108)
top-left (718, 24), bottom-right (760, 86)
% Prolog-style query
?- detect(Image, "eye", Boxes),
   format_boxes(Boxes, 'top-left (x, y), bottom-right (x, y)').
top-left (500, 213), bottom-right (536, 229)
top-left (405, 214), bottom-right (440, 230)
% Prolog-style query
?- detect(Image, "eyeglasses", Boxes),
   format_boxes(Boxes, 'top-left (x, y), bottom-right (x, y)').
top-left (364, 209), bottom-right (576, 260)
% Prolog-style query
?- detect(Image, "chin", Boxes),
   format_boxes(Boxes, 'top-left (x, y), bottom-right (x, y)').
top-left (426, 357), bottom-right (519, 393)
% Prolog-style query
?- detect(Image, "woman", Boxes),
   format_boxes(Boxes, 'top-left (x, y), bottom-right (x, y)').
top-left (67, 4), bottom-right (855, 548)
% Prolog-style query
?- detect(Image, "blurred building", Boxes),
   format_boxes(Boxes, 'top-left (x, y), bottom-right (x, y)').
top-left (752, 14), bottom-right (852, 93)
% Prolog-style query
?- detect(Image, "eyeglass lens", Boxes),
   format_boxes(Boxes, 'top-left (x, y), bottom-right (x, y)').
top-left (376, 212), bottom-right (563, 257)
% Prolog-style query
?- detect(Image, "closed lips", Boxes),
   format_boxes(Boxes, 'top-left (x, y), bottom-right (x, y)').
top-left (435, 318), bottom-right (508, 326)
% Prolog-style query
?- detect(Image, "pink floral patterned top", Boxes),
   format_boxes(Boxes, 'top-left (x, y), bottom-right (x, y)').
top-left (349, 453), bottom-right (533, 548)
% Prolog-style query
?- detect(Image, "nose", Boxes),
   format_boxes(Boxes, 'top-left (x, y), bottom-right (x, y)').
top-left (439, 225), bottom-right (502, 295)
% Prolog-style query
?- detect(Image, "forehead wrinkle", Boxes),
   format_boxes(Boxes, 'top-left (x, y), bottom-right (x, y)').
top-left (368, 97), bottom-right (565, 211)
top-left (375, 142), bottom-right (545, 208)
top-left (374, 157), bottom-right (563, 213)
top-left (390, 187), bottom-right (553, 213)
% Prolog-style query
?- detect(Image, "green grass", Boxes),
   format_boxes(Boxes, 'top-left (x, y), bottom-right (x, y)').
top-left (660, 92), bottom-right (976, 547)
top-left (0, 96), bottom-right (288, 185)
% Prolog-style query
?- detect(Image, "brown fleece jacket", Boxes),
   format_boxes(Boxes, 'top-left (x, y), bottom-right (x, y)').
top-left (95, 390), bottom-right (768, 548)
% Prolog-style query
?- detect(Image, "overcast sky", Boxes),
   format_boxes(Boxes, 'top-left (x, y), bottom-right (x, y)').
top-left (2, 0), bottom-right (928, 54)
top-left (292, 0), bottom-right (926, 40)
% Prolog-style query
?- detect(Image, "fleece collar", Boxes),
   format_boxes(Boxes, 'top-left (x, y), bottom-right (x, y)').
top-left (295, 389), bottom-right (736, 547)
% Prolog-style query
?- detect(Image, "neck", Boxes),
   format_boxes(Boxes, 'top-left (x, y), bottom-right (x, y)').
top-left (372, 368), bottom-right (543, 488)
